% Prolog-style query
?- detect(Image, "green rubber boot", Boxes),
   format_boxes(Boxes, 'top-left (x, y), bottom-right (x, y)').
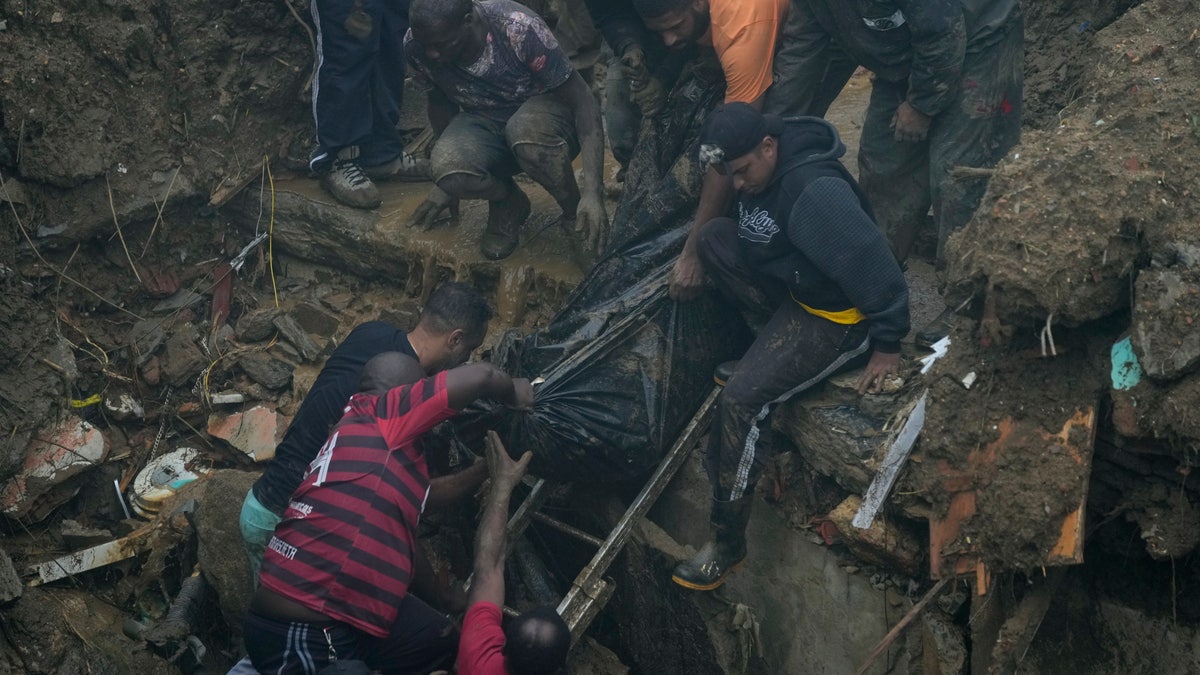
top-left (671, 496), bottom-right (752, 591)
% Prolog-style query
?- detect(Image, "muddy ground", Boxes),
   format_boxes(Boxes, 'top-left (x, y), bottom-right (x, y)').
top-left (7, 0), bottom-right (1200, 672)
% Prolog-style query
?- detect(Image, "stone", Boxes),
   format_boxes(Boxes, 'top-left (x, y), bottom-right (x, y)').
top-left (59, 519), bottom-right (113, 550)
top-left (207, 405), bottom-right (291, 462)
top-left (193, 469), bottom-right (259, 643)
top-left (163, 325), bottom-right (207, 387)
top-left (235, 307), bottom-right (280, 343)
top-left (828, 495), bottom-right (923, 575)
top-left (1132, 267), bottom-right (1200, 381)
top-left (291, 302), bottom-right (339, 337)
top-left (920, 609), bottom-right (967, 674)
top-left (380, 301), bottom-right (421, 331)
top-left (237, 352), bottom-right (293, 390)
top-left (140, 355), bottom-right (161, 386)
top-left (151, 289), bottom-right (204, 314)
top-left (0, 416), bottom-right (109, 521)
top-left (0, 545), bottom-right (21, 604)
top-left (126, 319), bottom-right (166, 366)
top-left (320, 291), bottom-right (354, 312)
top-left (272, 313), bottom-right (322, 362)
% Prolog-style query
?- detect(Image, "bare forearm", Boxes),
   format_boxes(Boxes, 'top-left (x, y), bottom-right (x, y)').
top-left (687, 168), bottom-right (733, 253)
top-left (565, 73), bottom-right (605, 200)
top-left (427, 461), bottom-right (489, 510)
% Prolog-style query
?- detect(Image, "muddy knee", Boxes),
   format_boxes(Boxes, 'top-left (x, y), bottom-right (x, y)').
top-left (435, 173), bottom-right (509, 202)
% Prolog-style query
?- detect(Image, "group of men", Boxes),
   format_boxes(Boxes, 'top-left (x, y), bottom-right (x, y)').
top-left (239, 0), bottom-right (1027, 669)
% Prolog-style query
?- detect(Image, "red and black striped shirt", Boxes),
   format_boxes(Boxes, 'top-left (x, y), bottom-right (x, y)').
top-left (258, 372), bottom-right (456, 637)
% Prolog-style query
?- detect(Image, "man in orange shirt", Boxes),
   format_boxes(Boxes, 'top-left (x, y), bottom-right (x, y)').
top-left (633, 0), bottom-right (796, 301)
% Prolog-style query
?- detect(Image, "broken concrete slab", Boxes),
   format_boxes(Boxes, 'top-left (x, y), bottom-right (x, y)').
top-left (272, 313), bottom-right (322, 362)
top-left (0, 545), bottom-right (21, 604)
top-left (0, 416), bottom-right (109, 521)
top-left (1132, 267), bottom-right (1200, 381)
top-left (237, 352), bottom-right (294, 390)
top-left (291, 302), bottom-right (339, 337)
top-left (207, 405), bottom-right (290, 462)
top-left (126, 318), bottom-right (166, 366)
top-left (235, 307), bottom-right (280, 342)
top-left (59, 519), bottom-right (114, 550)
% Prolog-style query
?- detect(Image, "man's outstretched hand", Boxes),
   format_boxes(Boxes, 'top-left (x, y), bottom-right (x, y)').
top-left (409, 186), bottom-right (460, 231)
top-left (856, 350), bottom-right (901, 395)
top-left (891, 101), bottom-right (931, 143)
top-left (485, 431), bottom-right (532, 493)
top-left (576, 193), bottom-right (609, 255)
top-left (669, 249), bottom-right (705, 301)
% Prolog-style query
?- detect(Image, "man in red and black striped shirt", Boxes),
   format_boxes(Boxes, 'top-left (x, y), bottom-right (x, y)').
top-left (245, 352), bottom-right (534, 674)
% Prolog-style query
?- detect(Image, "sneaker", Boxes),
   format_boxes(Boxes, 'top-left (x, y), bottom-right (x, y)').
top-left (363, 152), bottom-right (431, 182)
top-left (321, 158), bottom-right (381, 209)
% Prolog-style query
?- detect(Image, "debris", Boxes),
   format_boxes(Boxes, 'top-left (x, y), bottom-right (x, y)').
top-left (209, 391), bottom-right (245, 405)
top-left (291, 301), bottom-right (339, 337)
top-left (1111, 336), bottom-right (1143, 391)
top-left (211, 263), bottom-right (234, 327)
top-left (1120, 484), bottom-right (1200, 560)
top-left (237, 352), bottom-right (293, 390)
top-left (0, 545), bottom-right (22, 604)
top-left (855, 577), bottom-right (951, 675)
top-left (961, 372), bottom-right (977, 389)
top-left (832, 495), bottom-right (922, 575)
top-left (143, 564), bottom-right (210, 668)
top-left (206, 405), bottom-right (290, 462)
top-left (272, 313), bottom-right (322, 362)
top-left (25, 525), bottom-right (156, 586)
top-left (988, 569), bottom-right (1066, 674)
top-left (128, 447), bottom-right (210, 519)
top-left (163, 325), bottom-right (206, 387)
top-left (126, 319), bottom-right (166, 366)
top-left (152, 289), bottom-right (204, 314)
top-left (920, 337), bottom-right (951, 374)
top-left (1132, 267), bottom-right (1200, 380)
top-left (853, 392), bottom-right (926, 530)
top-left (140, 266), bottom-right (181, 299)
top-left (235, 307), bottom-right (281, 342)
top-left (59, 519), bottom-right (114, 549)
top-left (104, 391), bottom-right (145, 421)
top-left (0, 416), bottom-right (109, 521)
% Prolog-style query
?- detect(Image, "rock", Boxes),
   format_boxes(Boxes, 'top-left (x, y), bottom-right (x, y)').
top-left (920, 609), bottom-right (967, 675)
top-left (828, 495), bottom-right (923, 576)
top-left (320, 291), bottom-right (354, 312)
top-left (291, 302), bottom-right (339, 337)
top-left (237, 352), bottom-right (294, 390)
top-left (126, 319), bottom-right (166, 366)
top-left (207, 405), bottom-right (291, 462)
top-left (272, 314), bottom-right (322, 362)
top-left (140, 355), bottom-right (162, 386)
top-left (0, 416), bottom-right (109, 521)
top-left (152, 289), bottom-right (204, 314)
top-left (380, 302), bottom-right (421, 331)
top-left (164, 324), bottom-right (207, 387)
top-left (236, 307), bottom-right (280, 342)
top-left (1132, 267), bottom-right (1200, 381)
top-left (193, 469), bottom-right (258, 642)
top-left (0, 545), bottom-right (21, 604)
top-left (59, 519), bottom-right (113, 549)
top-left (103, 391), bottom-right (144, 421)
top-left (1120, 484), bottom-right (1200, 560)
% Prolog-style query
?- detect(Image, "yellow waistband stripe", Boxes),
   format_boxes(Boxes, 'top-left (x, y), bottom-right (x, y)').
top-left (793, 294), bottom-right (866, 325)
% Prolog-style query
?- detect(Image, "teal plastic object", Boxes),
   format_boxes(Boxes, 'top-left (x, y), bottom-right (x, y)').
top-left (1111, 336), bottom-right (1143, 391)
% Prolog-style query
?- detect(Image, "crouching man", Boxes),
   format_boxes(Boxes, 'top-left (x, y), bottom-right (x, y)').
top-left (673, 103), bottom-right (910, 590)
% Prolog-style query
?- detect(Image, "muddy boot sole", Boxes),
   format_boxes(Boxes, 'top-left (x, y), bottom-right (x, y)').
top-left (671, 558), bottom-right (745, 591)
top-left (481, 188), bottom-right (532, 260)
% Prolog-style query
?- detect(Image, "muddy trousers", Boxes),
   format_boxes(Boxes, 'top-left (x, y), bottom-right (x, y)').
top-left (858, 13), bottom-right (1025, 266)
top-left (429, 95), bottom-right (581, 211)
top-left (308, 0), bottom-right (410, 171)
top-left (244, 599), bottom-right (456, 675)
top-left (697, 218), bottom-right (871, 501)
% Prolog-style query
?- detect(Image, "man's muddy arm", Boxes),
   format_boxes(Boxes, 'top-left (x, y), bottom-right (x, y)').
top-left (671, 168), bottom-right (733, 300)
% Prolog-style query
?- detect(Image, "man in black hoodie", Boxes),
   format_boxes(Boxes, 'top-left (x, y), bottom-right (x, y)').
top-left (672, 103), bottom-right (909, 591)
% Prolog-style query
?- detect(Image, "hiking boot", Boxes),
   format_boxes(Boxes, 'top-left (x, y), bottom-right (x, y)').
top-left (321, 155), bottom-right (381, 209)
top-left (481, 186), bottom-right (531, 260)
top-left (713, 360), bottom-right (739, 387)
top-left (363, 152), bottom-right (431, 182)
top-left (672, 496), bottom-right (752, 591)
top-left (916, 308), bottom-right (956, 348)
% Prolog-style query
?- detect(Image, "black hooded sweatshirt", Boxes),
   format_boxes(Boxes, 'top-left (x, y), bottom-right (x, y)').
top-left (731, 116), bottom-right (910, 353)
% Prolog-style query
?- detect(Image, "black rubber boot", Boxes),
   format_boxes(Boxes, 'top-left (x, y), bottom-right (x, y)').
top-left (480, 185), bottom-right (532, 260)
top-left (713, 360), bottom-right (739, 387)
top-left (671, 496), bottom-right (752, 591)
